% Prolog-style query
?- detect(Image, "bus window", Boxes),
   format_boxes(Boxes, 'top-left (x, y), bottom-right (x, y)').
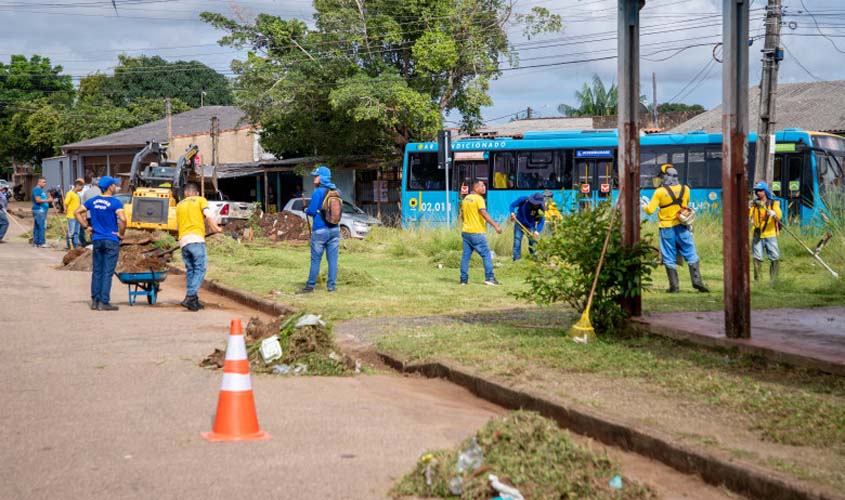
top-left (640, 149), bottom-right (661, 188)
top-left (706, 150), bottom-right (722, 187)
top-left (687, 149), bottom-right (707, 187)
top-left (492, 152), bottom-right (516, 189)
top-left (453, 160), bottom-right (489, 192)
top-left (516, 150), bottom-right (562, 189)
top-left (406, 152), bottom-right (443, 191)
top-left (817, 152), bottom-right (844, 197)
top-left (652, 148), bottom-right (687, 184)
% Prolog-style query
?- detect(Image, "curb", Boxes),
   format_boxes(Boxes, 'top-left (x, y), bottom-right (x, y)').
top-left (629, 317), bottom-right (844, 376)
top-left (378, 352), bottom-right (839, 500)
top-left (168, 265), bottom-right (295, 317)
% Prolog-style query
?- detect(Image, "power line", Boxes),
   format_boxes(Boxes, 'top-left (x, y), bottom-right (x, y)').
top-left (798, 0), bottom-right (845, 53)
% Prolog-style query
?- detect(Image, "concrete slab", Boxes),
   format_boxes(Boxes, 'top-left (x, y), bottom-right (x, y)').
top-left (632, 308), bottom-right (845, 375)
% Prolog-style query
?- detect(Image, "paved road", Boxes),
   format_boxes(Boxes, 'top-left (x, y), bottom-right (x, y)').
top-left (0, 231), bottom-right (501, 499)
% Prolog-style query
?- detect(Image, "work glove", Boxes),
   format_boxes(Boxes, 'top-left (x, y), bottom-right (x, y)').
top-left (533, 231), bottom-right (540, 238)
top-left (510, 213), bottom-right (516, 221)
top-left (640, 195), bottom-right (649, 208)
top-left (767, 210), bottom-right (776, 218)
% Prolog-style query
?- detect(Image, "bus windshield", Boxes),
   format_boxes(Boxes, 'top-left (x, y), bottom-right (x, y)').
top-left (813, 135), bottom-right (845, 196)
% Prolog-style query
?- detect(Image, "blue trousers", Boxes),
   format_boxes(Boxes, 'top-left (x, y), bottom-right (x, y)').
top-left (32, 209), bottom-right (47, 245)
top-left (91, 240), bottom-right (119, 304)
top-left (0, 211), bottom-right (8, 240)
top-left (66, 219), bottom-right (80, 249)
top-left (512, 223), bottom-right (536, 261)
top-left (306, 227), bottom-right (340, 290)
top-left (181, 243), bottom-right (208, 296)
top-left (461, 232), bottom-right (495, 282)
top-left (659, 225), bottom-right (699, 269)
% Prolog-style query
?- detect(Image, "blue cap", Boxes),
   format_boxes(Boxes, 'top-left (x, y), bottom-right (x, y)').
top-left (310, 165), bottom-right (331, 179)
top-left (527, 192), bottom-right (545, 206)
top-left (753, 180), bottom-right (773, 199)
top-left (98, 176), bottom-right (118, 190)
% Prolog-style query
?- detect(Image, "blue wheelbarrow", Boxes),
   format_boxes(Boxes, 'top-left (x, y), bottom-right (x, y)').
top-left (115, 269), bottom-right (168, 305)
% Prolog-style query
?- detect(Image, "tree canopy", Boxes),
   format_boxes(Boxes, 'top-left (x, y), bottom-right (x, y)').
top-left (656, 102), bottom-right (705, 114)
top-left (558, 74), bottom-right (620, 118)
top-left (202, 0), bottom-right (560, 159)
top-left (78, 55), bottom-right (233, 108)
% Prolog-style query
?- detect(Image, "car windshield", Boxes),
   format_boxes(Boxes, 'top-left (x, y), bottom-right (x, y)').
top-left (342, 201), bottom-right (364, 214)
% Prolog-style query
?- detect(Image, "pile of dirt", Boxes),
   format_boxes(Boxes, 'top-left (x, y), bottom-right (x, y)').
top-left (221, 211), bottom-right (309, 242)
top-left (201, 313), bottom-right (358, 376)
top-left (60, 233), bottom-right (173, 273)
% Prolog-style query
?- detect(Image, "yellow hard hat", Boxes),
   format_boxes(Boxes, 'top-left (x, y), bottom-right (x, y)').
top-left (660, 163), bottom-right (674, 175)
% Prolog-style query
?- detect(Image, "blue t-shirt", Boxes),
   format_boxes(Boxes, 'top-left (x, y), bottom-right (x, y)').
top-left (509, 196), bottom-right (545, 232)
top-left (305, 186), bottom-right (338, 231)
top-left (32, 187), bottom-right (50, 211)
top-left (84, 195), bottom-right (124, 242)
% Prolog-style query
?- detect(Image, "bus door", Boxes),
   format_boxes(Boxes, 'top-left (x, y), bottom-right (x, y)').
top-left (574, 149), bottom-right (615, 210)
top-left (453, 152), bottom-right (489, 200)
top-left (773, 151), bottom-right (809, 224)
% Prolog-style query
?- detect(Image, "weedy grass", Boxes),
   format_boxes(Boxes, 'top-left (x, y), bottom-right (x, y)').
top-left (391, 411), bottom-right (655, 500)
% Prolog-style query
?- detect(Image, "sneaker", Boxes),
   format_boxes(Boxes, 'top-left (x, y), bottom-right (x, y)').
top-left (295, 287), bottom-right (314, 294)
top-left (97, 302), bottom-right (119, 311)
top-left (484, 278), bottom-right (501, 286)
top-left (37, 244), bottom-right (49, 248)
top-left (460, 280), bottom-right (468, 286)
top-left (327, 288), bottom-right (336, 293)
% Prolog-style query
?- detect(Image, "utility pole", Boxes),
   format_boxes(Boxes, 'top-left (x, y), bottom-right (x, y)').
top-left (722, 0), bottom-right (751, 339)
top-left (652, 72), bottom-right (658, 128)
top-left (165, 97), bottom-right (172, 144)
top-left (618, 0), bottom-right (644, 317)
top-left (211, 115), bottom-right (220, 167)
top-left (753, 0), bottom-right (782, 186)
top-left (201, 91), bottom-right (206, 107)
top-left (527, 106), bottom-right (534, 119)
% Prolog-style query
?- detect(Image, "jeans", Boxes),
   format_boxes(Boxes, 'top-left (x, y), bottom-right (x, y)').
top-left (752, 234), bottom-right (780, 261)
top-left (659, 225), bottom-right (699, 269)
top-left (79, 218), bottom-right (89, 247)
top-left (91, 240), bottom-right (119, 304)
top-left (0, 212), bottom-right (8, 240)
top-left (66, 219), bottom-right (80, 249)
top-left (181, 243), bottom-right (208, 296)
top-left (512, 224), bottom-right (536, 261)
top-left (32, 209), bottom-right (47, 245)
top-left (306, 227), bottom-right (341, 290)
top-left (461, 232), bottom-right (495, 282)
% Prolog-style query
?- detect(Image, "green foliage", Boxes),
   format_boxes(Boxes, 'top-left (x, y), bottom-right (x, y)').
top-left (558, 74), bottom-right (649, 118)
top-left (201, 1), bottom-right (561, 158)
top-left (78, 55), bottom-right (233, 108)
top-left (656, 102), bottom-right (705, 114)
top-left (515, 204), bottom-right (657, 333)
top-left (392, 411), bottom-right (654, 499)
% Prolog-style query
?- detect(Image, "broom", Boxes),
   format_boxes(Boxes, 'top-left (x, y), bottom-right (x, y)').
top-left (568, 205), bottom-right (618, 343)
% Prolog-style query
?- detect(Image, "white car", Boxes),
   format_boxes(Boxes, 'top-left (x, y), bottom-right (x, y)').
top-left (283, 198), bottom-right (382, 239)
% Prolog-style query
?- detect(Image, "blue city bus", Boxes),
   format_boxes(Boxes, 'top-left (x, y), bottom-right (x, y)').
top-left (401, 128), bottom-right (844, 228)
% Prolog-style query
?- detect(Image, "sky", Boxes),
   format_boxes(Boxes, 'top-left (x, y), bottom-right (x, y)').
top-left (1, 0), bottom-right (844, 126)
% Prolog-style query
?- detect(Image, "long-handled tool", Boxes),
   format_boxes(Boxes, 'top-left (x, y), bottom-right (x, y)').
top-left (778, 223), bottom-right (840, 279)
top-left (512, 215), bottom-right (538, 242)
top-left (568, 205), bottom-right (618, 343)
top-left (142, 232), bottom-right (217, 258)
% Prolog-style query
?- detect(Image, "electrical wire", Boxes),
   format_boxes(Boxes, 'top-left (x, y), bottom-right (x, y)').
top-left (798, 0), bottom-right (845, 53)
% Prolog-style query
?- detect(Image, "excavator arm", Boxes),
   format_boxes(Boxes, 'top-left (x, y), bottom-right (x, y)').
top-left (128, 140), bottom-right (165, 190)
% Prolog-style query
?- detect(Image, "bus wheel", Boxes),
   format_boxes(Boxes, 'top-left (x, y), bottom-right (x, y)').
top-left (340, 226), bottom-right (352, 239)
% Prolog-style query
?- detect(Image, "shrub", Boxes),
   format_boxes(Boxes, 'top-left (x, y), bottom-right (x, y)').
top-left (515, 203), bottom-right (657, 334)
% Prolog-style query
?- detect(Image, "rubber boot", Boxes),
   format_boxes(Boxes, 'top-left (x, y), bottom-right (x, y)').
top-left (769, 260), bottom-right (779, 284)
top-left (753, 260), bottom-right (762, 282)
top-left (665, 266), bottom-right (680, 293)
top-left (689, 261), bottom-right (710, 293)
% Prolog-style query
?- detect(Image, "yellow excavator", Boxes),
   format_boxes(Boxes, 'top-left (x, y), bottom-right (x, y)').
top-left (124, 140), bottom-right (200, 232)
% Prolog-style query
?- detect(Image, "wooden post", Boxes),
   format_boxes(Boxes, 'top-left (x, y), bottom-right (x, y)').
top-left (722, 0), bottom-right (751, 338)
top-left (618, 0), bottom-right (644, 317)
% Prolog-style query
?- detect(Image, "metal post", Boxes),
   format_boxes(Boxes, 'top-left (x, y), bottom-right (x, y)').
top-left (753, 0), bottom-right (782, 186)
top-left (652, 72), bottom-right (658, 127)
top-left (722, 0), bottom-right (751, 339)
top-left (618, 0), bottom-right (643, 317)
top-left (165, 97), bottom-right (172, 144)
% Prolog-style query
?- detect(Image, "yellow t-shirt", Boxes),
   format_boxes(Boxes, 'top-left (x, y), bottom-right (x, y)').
top-left (643, 185), bottom-right (689, 228)
top-left (461, 194), bottom-right (488, 234)
top-left (749, 199), bottom-right (781, 239)
top-left (64, 190), bottom-right (80, 220)
top-left (176, 196), bottom-right (209, 244)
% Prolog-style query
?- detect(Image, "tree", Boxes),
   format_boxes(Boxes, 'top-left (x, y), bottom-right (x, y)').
top-left (0, 55), bottom-right (74, 172)
top-left (656, 102), bottom-right (705, 114)
top-left (201, 1), bottom-right (561, 158)
top-left (78, 55), bottom-right (233, 108)
top-left (557, 74), bottom-right (648, 118)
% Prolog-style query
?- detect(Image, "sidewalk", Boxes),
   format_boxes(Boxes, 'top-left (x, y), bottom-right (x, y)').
top-left (632, 307), bottom-right (845, 375)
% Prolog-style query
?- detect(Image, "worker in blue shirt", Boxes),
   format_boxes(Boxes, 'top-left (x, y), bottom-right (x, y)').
top-left (297, 166), bottom-right (341, 294)
top-left (509, 192), bottom-right (546, 261)
top-left (31, 177), bottom-right (54, 247)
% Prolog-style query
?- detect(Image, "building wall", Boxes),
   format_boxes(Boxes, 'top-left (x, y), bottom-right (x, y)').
top-left (170, 127), bottom-right (257, 165)
top-left (302, 169), bottom-right (356, 205)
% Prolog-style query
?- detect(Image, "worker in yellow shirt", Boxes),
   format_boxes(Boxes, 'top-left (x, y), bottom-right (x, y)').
top-left (460, 180), bottom-right (502, 286)
top-left (175, 182), bottom-right (222, 311)
top-left (641, 164), bottom-right (709, 293)
top-left (749, 181), bottom-right (782, 283)
top-left (63, 179), bottom-right (85, 249)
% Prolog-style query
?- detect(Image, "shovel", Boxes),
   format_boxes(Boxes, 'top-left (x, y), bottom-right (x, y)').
top-left (512, 216), bottom-right (538, 242)
top-left (142, 232), bottom-right (216, 258)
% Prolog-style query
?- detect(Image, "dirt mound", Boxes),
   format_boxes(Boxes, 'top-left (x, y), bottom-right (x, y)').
top-left (60, 234), bottom-right (172, 273)
top-left (245, 316), bottom-right (286, 344)
top-left (221, 211), bottom-right (309, 242)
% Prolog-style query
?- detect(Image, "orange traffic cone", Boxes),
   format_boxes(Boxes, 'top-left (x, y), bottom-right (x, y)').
top-left (202, 319), bottom-right (270, 442)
